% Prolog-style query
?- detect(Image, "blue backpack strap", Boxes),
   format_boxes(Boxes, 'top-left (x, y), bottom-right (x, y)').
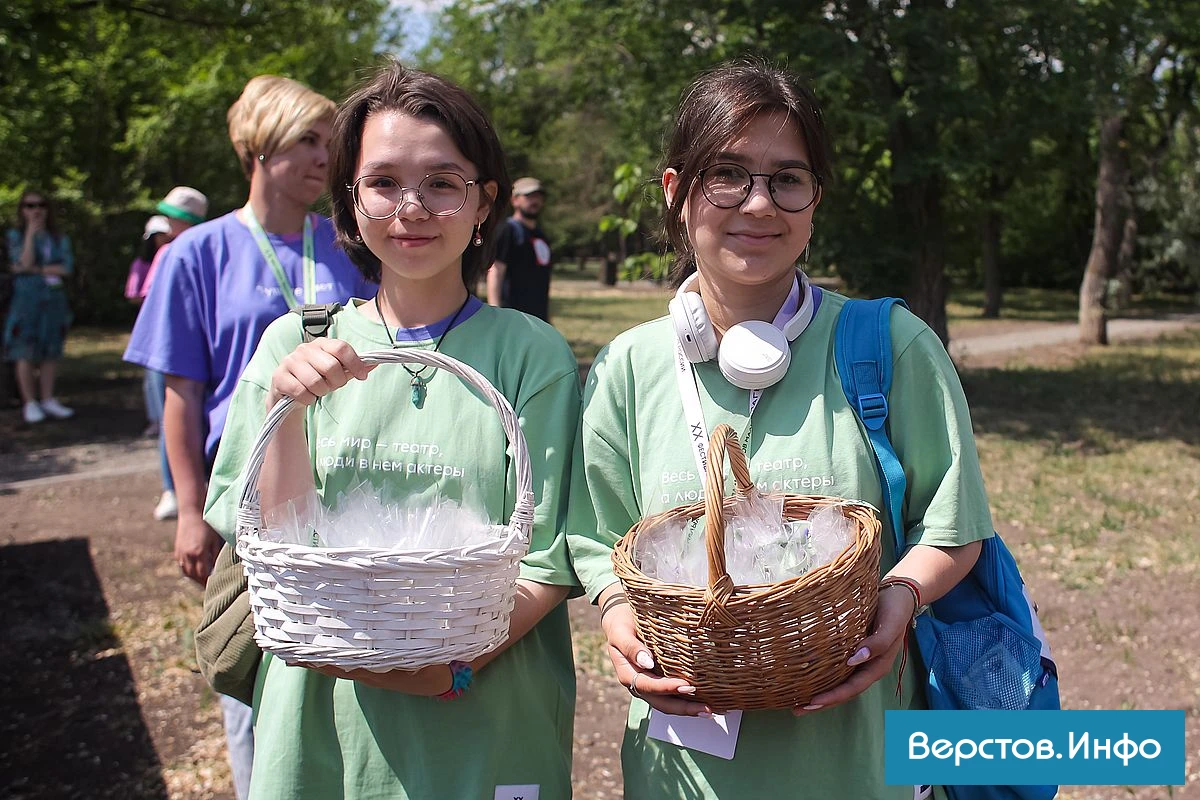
top-left (835, 297), bottom-right (909, 555)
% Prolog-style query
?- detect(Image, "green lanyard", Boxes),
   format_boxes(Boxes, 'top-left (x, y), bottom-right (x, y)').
top-left (243, 206), bottom-right (315, 310)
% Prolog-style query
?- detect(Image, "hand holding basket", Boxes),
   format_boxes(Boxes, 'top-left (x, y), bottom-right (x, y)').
top-left (234, 349), bottom-right (534, 673)
top-left (612, 423), bottom-right (882, 710)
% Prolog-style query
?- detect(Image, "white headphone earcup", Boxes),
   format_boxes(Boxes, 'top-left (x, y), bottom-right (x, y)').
top-left (669, 291), bottom-right (717, 362)
top-left (717, 321), bottom-right (792, 390)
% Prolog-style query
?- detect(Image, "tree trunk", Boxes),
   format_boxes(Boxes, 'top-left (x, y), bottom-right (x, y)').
top-left (600, 252), bottom-right (618, 286)
top-left (1079, 114), bottom-right (1130, 345)
top-left (901, 176), bottom-right (949, 346)
top-left (1112, 208), bottom-right (1137, 309)
top-left (981, 206), bottom-right (1003, 318)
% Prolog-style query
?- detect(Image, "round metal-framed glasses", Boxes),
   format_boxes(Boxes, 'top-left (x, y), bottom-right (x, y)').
top-left (698, 163), bottom-right (821, 213)
top-left (349, 172), bottom-right (480, 219)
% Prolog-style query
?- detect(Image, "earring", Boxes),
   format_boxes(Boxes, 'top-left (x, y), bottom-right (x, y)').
top-left (801, 222), bottom-right (814, 265)
top-left (354, 233), bottom-right (362, 242)
top-left (472, 224), bottom-right (483, 247)
top-left (257, 153), bottom-right (266, 163)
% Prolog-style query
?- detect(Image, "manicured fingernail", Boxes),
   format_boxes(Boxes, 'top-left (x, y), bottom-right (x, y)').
top-left (847, 647), bottom-right (870, 666)
top-left (677, 685), bottom-right (697, 695)
top-left (803, 704), bottom-right (824, 711)
top-left (636, 651), bottom-right (655, 670)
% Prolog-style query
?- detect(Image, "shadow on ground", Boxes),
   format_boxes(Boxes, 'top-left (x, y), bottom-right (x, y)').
top-left (0, 538), bottom-right (167, 799)
top-left (963, 332), bottom-right (1200, 451)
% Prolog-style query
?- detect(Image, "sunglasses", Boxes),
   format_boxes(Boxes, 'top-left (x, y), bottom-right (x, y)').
top-left (21, 201), bottom-right (47, 209)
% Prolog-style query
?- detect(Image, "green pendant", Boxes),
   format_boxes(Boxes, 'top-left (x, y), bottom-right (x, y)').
top-left (410, 376), bottom-right (427, 408)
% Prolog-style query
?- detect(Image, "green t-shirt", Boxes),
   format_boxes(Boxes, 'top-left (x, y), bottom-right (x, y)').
top-left (566, 291), bottom-right (993, 800)
top-left (205, 299), bottom-right (581, 800)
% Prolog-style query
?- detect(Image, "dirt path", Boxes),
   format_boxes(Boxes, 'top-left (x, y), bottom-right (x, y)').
top-left (950, 313), bottom-right (1200, 363)
top-left (2, 315), bottom-right (1197, 799)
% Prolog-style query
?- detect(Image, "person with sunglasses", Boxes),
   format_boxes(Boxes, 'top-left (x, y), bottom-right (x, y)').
top-left (567, 59), bottom-right (991, 799)
top-left (5, 190), bottom-right (75, 424)
top-left (123, 75), bottom-right (375, 800)
top-left (202, 61), bottom-right (579, 799)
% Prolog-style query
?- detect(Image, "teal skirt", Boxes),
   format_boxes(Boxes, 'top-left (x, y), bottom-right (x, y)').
top-left (3, 275), bottom-right (72, 362)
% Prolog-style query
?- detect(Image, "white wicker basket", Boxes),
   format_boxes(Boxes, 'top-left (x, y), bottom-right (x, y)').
top-left (234, 349), bottom-right (534, 672)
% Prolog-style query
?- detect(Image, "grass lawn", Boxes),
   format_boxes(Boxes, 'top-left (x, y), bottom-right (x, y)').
top-left (963, 328), bottom-right (1200, 588)
top-left (55, 304), bottom-right (1200, 584)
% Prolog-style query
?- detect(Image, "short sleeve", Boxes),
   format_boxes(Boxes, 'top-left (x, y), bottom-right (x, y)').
top-left (123, 239), bottom-right (211, 382)
top-left (565, 347), bottom-right (641, 601)
top-left (6, 230), bottom-right (22, 266)
top-left (204, 316), bottom-right (302, 544)
top-left (889, 325), bottom-right (995, 548)
top-left (493, 221), bottom-right (514, 265)
top-left (514, 369), bottom-right (583, 590)
top-left (56, 236), bottom-right (73, 274)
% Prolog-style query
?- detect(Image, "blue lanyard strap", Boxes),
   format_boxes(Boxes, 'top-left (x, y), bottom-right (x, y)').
top-left (243, 207), bottom-right (315, 310)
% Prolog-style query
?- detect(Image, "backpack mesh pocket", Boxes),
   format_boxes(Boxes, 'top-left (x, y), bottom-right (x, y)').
top-left (929, 615), bottom-right (1043, 711)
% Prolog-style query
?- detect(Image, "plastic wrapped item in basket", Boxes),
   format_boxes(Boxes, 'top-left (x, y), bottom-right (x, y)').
top-left (612, 423), bottom-right (882, 711)
top-left (234, 350), bottom-right (534, 673)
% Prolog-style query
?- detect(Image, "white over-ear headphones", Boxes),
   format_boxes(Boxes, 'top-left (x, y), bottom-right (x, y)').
top-left (669, 270), bottom-right (816, 390)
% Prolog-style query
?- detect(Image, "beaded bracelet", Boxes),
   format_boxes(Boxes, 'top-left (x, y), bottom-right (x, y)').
top-left (437, 660), bottom-right (474, 701)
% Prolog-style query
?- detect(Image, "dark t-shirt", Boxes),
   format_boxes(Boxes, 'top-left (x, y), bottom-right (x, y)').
top-left (495, 217), bottom-right (551, 321)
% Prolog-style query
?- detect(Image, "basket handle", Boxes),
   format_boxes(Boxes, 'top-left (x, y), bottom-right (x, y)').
top-left (699, 423), bottom-right (757, 627)
top-left (235, 349), bottom-right (535, 543)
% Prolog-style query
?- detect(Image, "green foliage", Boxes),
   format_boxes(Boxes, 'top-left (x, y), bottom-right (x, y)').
top-left (1135, 129), bottom-right (1200, 295)
top-left (0, 0), bottom-right (398, 325)
top-left (423, 0), bottom-right (1200, 328)
top-left (597, 162), bottom-right (669, 281)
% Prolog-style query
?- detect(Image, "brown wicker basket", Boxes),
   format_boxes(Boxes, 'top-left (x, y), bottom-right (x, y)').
top-left (612, 423), bottom-right (882, 710)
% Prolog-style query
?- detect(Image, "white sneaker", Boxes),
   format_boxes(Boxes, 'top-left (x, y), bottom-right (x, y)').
top-left (23, 401), bottom-right (45, 424)
top-left (153, 490), bottom-right (178, 521)
top-left (39, 397), bottom-right (74, 419)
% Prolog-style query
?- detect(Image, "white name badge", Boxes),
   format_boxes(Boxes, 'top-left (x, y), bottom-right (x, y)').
top-left (494, 785), bottom-right (539, 800)
top-left (647, 708), bottom-right (743, 760)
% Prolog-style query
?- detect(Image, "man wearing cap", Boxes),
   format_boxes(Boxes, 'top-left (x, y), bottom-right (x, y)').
top-left (487, 176), bottom-right (553, 321)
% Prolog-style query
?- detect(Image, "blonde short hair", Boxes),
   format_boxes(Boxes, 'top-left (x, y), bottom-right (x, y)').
top-left (227, 75), bottom-right (336, 179)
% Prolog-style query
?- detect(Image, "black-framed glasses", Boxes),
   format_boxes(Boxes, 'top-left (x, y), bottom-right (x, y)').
top-left (698, 163), bottom-right (820, 213)
top-left (21, 201), bottom-right (47, 209)
top-left (348, 173), bottom-right (480, 219)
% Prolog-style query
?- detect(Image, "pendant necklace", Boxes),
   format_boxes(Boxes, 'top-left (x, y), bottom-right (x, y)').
top-left (375, 292), bottom-right (470, 408)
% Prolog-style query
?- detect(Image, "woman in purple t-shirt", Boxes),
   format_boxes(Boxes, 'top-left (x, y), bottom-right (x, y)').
top-left (122, 74), bottom-right (375, 800)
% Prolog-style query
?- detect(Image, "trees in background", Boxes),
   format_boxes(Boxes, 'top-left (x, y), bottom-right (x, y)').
top-left (425, 0), bottom-right (1200, 345)
top-left (3, 1), bottom-right (1198, 338)
top-left (1, 0), bottom-right (395, 324)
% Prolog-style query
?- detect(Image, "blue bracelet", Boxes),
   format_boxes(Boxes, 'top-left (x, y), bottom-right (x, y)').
top-left (437, 660), bottom-right (473, 700)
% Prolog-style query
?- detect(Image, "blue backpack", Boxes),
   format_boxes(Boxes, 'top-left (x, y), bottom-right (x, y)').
top-left (834, 297), bottom-right (1060, 800)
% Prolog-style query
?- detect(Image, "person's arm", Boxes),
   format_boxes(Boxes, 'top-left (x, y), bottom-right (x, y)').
top-left (486, 260), bottom-right (506, 306)
top-left (42, 235), bottom-right (72, 277)
top-left (795, 540), bottom-right (981, 713)
top-left (13, 228), bottom-right (37, 272)
top-left (164, 375), bottom-right (223, 585)
top-left (257, 337), bottom-right (374, 515)
top-left (800, 315), bottom-right (995, 713)
top-left (325, 579), bottom-right (569, 695)
top-left (332, 342), bottom-right (583, 695)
